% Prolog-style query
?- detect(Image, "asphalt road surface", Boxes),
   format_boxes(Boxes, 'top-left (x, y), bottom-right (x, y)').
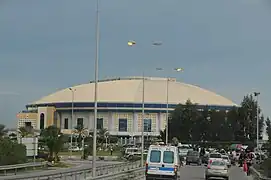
top-left (142, 165), bottom-right (253, 180)
top-left (179, 165), bottom-right (253, 180)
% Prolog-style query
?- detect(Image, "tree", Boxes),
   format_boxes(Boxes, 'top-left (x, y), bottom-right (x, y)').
top-left (0, 124), bottom-right (8, 138)
top-left (159, 129), bottom-right (166, 143)
top-left (97, 128), bottom-right (110, 148)
top-left (9, 133), bottom-right (17, 142)
top-left (73, 124), bottom-right (89, 148)
top-left (240, 95), bottom-right (264, 141)
top-left (266, 117), bottom-right (271, 154)
top-left (97, 128), bottom-right (109, 144)
top-left (18, 127), bottom-right (30, 138)
top-left (40, 125), bottom-right (64, 162)
top-left (169, 100), bottom-right (201, 142)
top-left (172, 137), bottom-right (179, 146)
top-left (197, 108), bottom-right (211, 142)
top-left (168, 94), bottom-right (267, 145)
top-left (0, 138), bottom-right (27, 165)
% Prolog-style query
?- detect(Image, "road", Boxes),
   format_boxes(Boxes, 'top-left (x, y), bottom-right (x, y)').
top-left (141, 165), bottom-right (253, 180)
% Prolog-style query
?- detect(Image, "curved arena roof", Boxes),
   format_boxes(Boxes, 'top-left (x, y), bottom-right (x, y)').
top-left (30, 77), bottom-right (237, 107)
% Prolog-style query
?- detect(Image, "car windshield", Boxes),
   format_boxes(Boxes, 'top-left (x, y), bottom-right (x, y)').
top-left (211, 161), bottom-right (226, 166)
top-left (150, 150), bottom-right (161, 163)
top-left (163, 151), bottom-right (174, 163)
top-left (187, 151), bottom-right (199, 156)
top-left (210, 153), bottom-right (221, 158)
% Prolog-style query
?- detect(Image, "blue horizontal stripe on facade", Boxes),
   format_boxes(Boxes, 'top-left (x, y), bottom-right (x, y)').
top-left (26, 102), bottom-right (235, 111)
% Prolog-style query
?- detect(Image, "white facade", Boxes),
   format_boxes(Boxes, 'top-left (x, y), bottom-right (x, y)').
top-left (58, 111), bottom-right (166, 137)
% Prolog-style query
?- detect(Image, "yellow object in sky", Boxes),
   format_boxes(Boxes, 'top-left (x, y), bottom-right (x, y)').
top-left (128, 40), bottom-right (136, 46)
top-left (175, 68), bottom-right (184, 72)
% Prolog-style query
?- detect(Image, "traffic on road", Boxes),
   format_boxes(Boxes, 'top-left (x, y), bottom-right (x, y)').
top-left (133, 142), bottom-right (260, 180)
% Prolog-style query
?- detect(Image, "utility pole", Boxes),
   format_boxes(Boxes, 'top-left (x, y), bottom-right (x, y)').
top-left (92, 0), bottom-right (100, 177)
top-left (141, 73), bottom-right (145, 167)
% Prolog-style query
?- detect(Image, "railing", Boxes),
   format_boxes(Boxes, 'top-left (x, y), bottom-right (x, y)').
top-left (251, 166), bottom-right (271, 180)
top-left (87, 162), bottom-right (144, 180)
top-left (0, 162), bottom-right (47, 176)
top-left (0, 161), bottom-right (142, 180)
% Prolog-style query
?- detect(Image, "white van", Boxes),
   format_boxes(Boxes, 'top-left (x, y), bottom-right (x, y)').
top-left (145, 145), bottom-right (180, 180)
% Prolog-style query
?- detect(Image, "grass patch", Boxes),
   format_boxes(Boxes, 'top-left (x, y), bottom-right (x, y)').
top-left (59, 150), bottom-right (121, 156)
top-left (97, 150), bottom-right (120, 156)
top-left (59, 151), bottom-right (81, 156)
top-left (52, 162), bottom-right (72, 168)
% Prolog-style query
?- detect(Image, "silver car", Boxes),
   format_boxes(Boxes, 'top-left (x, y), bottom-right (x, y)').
top-left (221, 155), bottom-right (231, 167)
top-left (205, 160), bottom-right (229, 180)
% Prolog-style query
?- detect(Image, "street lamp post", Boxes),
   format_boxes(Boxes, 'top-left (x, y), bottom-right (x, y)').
top-left (69, 88), bottom-right (75, 159)
top-left (92, 0), bottom-right (100, 177)
top-left (141, 73), bottom-right (145, 167)
top-left (81, 131), bottom-right (88, 159)
top-left (156, 68), bottom-right (184, 144)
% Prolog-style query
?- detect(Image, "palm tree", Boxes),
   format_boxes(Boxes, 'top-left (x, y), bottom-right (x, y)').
top-left (73, 124), bottom-right (88, 148)
top-left (18, 127), bottom-right (30, 137)
top-left (97, 128), bottom-right (109, 145)
top-left (40, 125), bottom-right (64, 162)
top-left (18, 126), bottom-right (34, 143)
top-left (9, 133), bottom-right (17, 142)
top-left (0, 124), bottom-right (8, 138)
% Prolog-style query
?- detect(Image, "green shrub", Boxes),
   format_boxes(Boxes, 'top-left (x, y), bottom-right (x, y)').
top-left (0, 138), bottom-right (27, 165)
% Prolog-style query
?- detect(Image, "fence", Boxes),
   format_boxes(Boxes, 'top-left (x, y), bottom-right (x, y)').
top-left (0, 161), bottom-right (142, 180)
top-left (87, 162), bottom-right (144, 180)
top-left (0, 162), bottom-right (47, 176)
top-left (251, 166), bottom-right (271, 180)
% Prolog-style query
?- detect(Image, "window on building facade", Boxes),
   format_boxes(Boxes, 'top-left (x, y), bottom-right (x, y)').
top-left (64, 118), bottom-right (69, 129)
top-left (97, 118), bottom-right (103, 130)
top-left (25, 122), bottom-right (31, 127)
top-left (40, 113), bottom-right (45, 129)
top-left (144, 119), bottom-right (152, 132)
top-left (119, 118), bottom-right (127, 132)
top-left (77, 118), bottom-right (84, 127)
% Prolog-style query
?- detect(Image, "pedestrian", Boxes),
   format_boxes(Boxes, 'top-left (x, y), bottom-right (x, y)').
top-left (246, 152), bottom-right (252, 176)
top-left (110, 147), bottom-right (113, 155)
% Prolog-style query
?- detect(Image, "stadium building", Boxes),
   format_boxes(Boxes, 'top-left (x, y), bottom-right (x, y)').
top-left (17, 77), bottom-right (237, 143)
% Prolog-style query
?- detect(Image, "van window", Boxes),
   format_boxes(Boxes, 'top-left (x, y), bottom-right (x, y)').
top-left (222, 156), bottom-right (228, 160)
top-left (150, 150), bottom-right (161, 163)
top-left (210, 153), bottom-right (221, 158)
top-left (163, 151), bottom-right (174, 163)
top-left (187, 151), bottom-right (199, 156)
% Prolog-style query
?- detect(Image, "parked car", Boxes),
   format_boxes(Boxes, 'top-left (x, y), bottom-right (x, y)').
top-left (186, 150), bottom-right (201, 165)
top-left (208, 153), bottom-right (223, 164)
top-left (221, 155), bottom-right (231, 167)
top-left (202, 154), bottom-right (209, 164)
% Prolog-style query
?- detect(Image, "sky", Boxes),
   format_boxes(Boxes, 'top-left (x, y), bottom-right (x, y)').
top-left (0, 0), bottom-right (271, 132)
